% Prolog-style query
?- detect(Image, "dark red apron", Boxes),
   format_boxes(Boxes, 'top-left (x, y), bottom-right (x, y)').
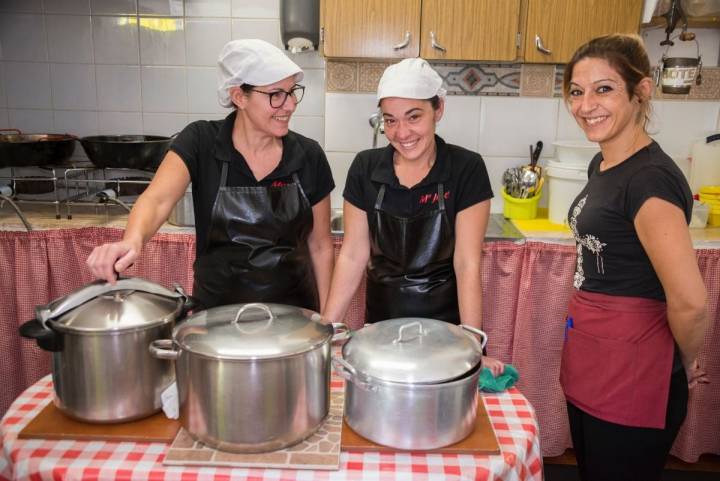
top-left (560, 290), bottom-right (674, 429)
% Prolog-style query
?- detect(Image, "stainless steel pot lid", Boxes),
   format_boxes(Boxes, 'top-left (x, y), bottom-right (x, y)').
top-left (44, 278), bottom-right (184, 333)
top-left (173, 303), bottom-right (332, 360)
top-left (342, 318), bottom-right (484, 384)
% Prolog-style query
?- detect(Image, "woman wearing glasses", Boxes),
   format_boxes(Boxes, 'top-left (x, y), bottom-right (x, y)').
top-left (87, 39), bottom-right (334, 311)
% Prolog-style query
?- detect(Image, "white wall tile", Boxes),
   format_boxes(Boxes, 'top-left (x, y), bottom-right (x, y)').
top-left (325, 92), bottom-right (386, 153)
top-left (92, 16), bottom-right (139, 65)
top-left (187, 112), bottom-right (228, 123)
top-left (142, 113), bottom-right (188, 135)
top-left (8, 109), bottom-right (55, 132)
top-left (46, 15), bottom-right (94, 63)
top-left (643, 28), bottom-right (719, 68)
top-left (54, 110), bottom-right (99, 136)
top-left (231, 19), bottom-right (281, 46)
top-left (0, 64), bottom-right (5, 108)
top-left (50, 63), bottom-right (97, 110)
top-left (186, 0), bottom-right (232, 17)
top-left (139, 18), bottom-right (186, 65)
top-left (0, 110), bottom-right (9, 128)
top-left (325, 151), bottom-right (354, 209)
top-left (478, 97), bottom-right (559, 158)
top-left (232, 0), bottom-right (279, 18)
top-left (0, 0), bottom-right (43, 13)
top-left (141, 66), bottom-right (187, 113)
top-left (436, 95), bottom-right (481, 152)
top-left (185, 18), bottom-right (231, 66)
top-left (290, 116), bottom-right (324, 147)
top-left (483, 156), bottom-right (533, 214)
top-left (90, 0), bottom-right (137, 15)
top-left (98, 111), bottom-right (143, 134)
top-left (44, 0), bottom-right (91, 14)
top-left (4, 62), bottom-right (52, 109)
top-left (0, 14), bottom-right (47, 61)
top-left (186, 66), bottom-right (225, 113)
top-left (555, 101), bottom-right (586, 142)
top-left (651, 101), bottom-right (720, 158)
top-left (139, 0), bottom-right (184, 16)
top-left (294, 69), bottom-right (324, 117)
top-left (96, 65), bottom-right (141, 111)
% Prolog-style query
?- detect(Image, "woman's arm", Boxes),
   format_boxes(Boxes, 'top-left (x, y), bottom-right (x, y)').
top-left (86, 151), bottom-right (190, 283)
top-left (307, 195), bottom-right (334, 311)
top-left (635, 197), bottom-right (709, 385)
top-left (322, 201), bottom-right (371, 324)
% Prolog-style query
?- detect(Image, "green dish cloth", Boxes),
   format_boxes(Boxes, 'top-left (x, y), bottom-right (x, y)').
top-left (479, 364), bottom-right (519, 393)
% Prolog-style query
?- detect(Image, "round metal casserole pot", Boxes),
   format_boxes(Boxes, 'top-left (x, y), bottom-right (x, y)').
top-left (333, 318), bottom-right (487, 450)
top-left (79, 135), bottom-right (173, 171)
top-left (19, 278), bottom-right (194, 423)
top-left (0, 128), bottom-right (77, 167)
top-left (150, 303), bottom-right (348, 453)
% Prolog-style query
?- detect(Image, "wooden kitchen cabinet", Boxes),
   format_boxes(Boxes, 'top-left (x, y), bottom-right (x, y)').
top-left (522, 0), bottom-right (644, 63)
top-left (320, 0), bottom-right (421, 58)
top-left (420, 0), bottom-right (521, 61)
top-left (321, 0), bottom-right (520, 61)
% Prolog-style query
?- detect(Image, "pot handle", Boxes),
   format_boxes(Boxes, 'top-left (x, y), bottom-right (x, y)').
top-left (393, 321), bottom-right (425, 344)
top-left (232, 303), bottom-right (274, 333)
top-left (19, 319), bottom-right (63, 352)
top-left (461, 325), bottom-right (488, 350)
top-left (332, 356), bottom-right (377, 392)
top-left (331, 322), bottom-right (350, 343)
top-left (149, 339), bottom-right (179, 360)
top-left (0, 128), bottom-right (22, 135)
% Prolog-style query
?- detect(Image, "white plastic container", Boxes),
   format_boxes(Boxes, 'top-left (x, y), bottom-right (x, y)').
top-left (689, 135), bottom-right (720, 194)
top-left (553, 140), bottom-right (600, 166)
top-left (546, 159), bottom-right (588, 225)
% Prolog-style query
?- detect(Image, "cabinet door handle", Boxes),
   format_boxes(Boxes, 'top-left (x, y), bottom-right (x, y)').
top-left (393, 31), bottom-right (411, 50)
top-left (535, 34), bottom-right (552, 55)
top-left (430, 31), bottom-right (447, 52)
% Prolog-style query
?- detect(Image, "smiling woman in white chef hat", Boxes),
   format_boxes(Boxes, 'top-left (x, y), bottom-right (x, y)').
top-left (87, 39), bottom-right (335, 312)
top-left (323, 58), bottom-right (504, 375)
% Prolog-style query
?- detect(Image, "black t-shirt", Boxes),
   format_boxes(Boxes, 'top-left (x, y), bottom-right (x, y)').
top-left (343, 135), bottom-right (493, 225)
top-left (568, 141), bottom-right (692, 300)
top-left (170, 111), bottom-right (334, 256)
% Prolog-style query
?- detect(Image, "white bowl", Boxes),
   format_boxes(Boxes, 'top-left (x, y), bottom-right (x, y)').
top-left (553, 140), bottom-right (600, 165)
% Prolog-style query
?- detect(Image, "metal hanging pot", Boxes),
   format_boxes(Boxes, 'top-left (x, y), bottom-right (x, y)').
top-left (19, 278), bottom-right (195, 423)
top-left (333, 318), bottom-right (487, 450)
top-left (150, 302), bottom-right (348, 453)
top-left (0, 129), bottom-right (77, 168)
top-left (79, 135), bottom-right (174, 171)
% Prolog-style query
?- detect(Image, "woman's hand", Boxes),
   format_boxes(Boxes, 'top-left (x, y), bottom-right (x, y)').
top-left (483, 356), bottom-right (505, 378)
top-left (86, 238), bottom-right (142, 284)
top-left (685, 358), bottom-right (709, 389)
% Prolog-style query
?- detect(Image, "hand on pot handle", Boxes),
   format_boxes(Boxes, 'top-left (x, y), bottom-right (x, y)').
top-left (86, 239), bottom-right (141, 285)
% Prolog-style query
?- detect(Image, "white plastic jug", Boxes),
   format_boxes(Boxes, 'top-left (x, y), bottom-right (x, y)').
top-left (689, 134), bottom-right (720, 194)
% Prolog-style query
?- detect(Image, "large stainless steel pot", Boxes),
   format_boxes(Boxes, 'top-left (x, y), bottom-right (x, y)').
top-left (19, 278), bottom-right (194, 423)
top-left (150, 303), bottom-right (347, 452)
top-left (333, 318), bottom-right (487, 450)
top-left (0, 128), bottom-right (77, 167)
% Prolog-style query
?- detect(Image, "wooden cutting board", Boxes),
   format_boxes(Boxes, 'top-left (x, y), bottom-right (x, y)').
top-left (19, 402), bottom-right (181, 443)
top-left (341, 397), bottom-right (500, 454)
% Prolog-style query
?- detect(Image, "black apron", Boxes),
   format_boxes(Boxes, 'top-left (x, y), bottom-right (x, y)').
top-left (365, 182), bottom-right (459, 324)
top-left (192, 159), bottom-right (318, 310)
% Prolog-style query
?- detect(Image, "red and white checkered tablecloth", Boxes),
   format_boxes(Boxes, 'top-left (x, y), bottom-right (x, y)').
top-left (0, 376), bottom-right (542, 481)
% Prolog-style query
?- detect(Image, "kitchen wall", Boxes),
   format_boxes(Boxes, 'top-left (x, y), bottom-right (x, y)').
top-left (1, 0), bottom-right (719, 212)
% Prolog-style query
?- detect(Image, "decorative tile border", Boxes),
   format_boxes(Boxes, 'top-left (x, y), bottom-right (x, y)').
top-left (327, 60), bottom-right (720, 101)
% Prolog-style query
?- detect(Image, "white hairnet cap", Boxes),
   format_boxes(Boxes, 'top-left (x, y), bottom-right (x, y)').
top-left (376, 58), bottom-right (446, 101)
top-left (217, 39), bottom-right (303, 108)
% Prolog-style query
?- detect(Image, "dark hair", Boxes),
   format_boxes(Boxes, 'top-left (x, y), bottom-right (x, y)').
top-left (563, 34), bottom-right (652, 129)
top-left (378, 95), bottom-right (442, 110)
top-left (240, 84), bottom-right (255, 93)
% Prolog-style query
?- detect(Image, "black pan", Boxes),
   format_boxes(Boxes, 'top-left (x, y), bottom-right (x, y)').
top-left (80, 135), bottom-right (173, 171)
top-left (0, 129), bottom-right (77, 168)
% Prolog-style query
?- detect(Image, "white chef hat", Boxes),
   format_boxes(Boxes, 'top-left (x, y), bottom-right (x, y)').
top-left (376, 58), bottom-right (446, 101)
top-left (217, 39), bottom-right (304, 108)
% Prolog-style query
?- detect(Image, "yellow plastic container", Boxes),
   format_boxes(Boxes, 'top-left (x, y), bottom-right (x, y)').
top-left (502, 188), bottom-right (542, 220)
top-left (699, 186), bottom-right (720, 226)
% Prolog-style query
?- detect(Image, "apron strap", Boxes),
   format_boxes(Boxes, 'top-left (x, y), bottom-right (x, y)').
top-left (219, 159), bottom-right (230, 187)
top-left (437, 183), bottom-right (445, 211)
top-left (374, 184), bottom-right (387, 211)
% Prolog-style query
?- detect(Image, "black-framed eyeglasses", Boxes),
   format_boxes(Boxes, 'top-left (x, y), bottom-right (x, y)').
top-left (250, 85), bottom-right (305, 108)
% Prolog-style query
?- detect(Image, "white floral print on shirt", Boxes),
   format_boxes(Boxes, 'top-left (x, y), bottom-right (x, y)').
top-left (569, 194), bottom-right (607, 289)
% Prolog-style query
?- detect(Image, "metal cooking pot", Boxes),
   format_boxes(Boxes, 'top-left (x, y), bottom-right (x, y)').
top-left (333, 318), bottom-right (487, 450)
top-left (19, 278), bottom-right (194, 423)
top-left (80, 135), bottom-right (173, 171)
top-left (150, 302), bottom-right (348, 452)
top-left (0, 128), bottom-right (77, 167)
